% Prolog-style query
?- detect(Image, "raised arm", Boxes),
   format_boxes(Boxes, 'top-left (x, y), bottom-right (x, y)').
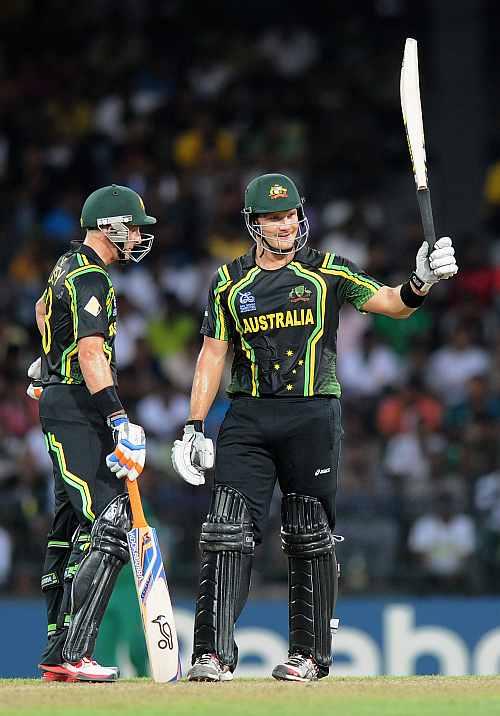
top-left (362, 236), bottom-right (458, 319)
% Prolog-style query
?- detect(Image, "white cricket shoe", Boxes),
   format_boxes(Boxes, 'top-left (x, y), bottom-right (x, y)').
top-left (40, 657), bottom-right (119, 682)
top-left (272, 654), bottom-right (319, 682)
top-left (187, 653), bottom-right (234, 682)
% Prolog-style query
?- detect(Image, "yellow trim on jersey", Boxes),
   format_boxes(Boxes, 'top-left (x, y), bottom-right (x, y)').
top-left (227, 265), bottom-right (261, 396)
top-left (214, 265), bottom-right (232, 341)
top-left (42, 286), bottom-right (53, 355)
top-left (289, 262), bottom-right (327, 396)
top-left (319, 267), bottom-right (380, 293)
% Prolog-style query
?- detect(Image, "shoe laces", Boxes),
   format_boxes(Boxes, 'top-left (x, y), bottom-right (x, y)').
top-left (287, 654), bottom-right (318, 672)
top-left (198, 653), bottom-right (220, 667)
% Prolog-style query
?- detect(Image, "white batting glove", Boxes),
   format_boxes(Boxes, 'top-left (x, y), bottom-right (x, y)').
top-left (106, 415), bottom-right (146, 481)
top-left (171, 423), bottom-right (214, 487)
top-left (412, 236), bottom-right (458, 293)
top-left (27, 357), bottom-right (43, 400)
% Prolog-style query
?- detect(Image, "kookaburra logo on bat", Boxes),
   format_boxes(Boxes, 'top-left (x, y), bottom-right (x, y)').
top-left (152, 615), bottom-right (173, 650)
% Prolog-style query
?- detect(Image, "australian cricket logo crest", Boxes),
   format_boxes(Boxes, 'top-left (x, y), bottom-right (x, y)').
top-left (289, 284), bottom-right (312, 303)
top-left (269, 184), bottom-right (288, 200)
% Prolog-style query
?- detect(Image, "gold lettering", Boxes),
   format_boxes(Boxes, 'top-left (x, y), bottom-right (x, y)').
top-left (48, 265), bottom-right (64, 286)
top-left (243, 318), bottom-right (252, 333)
top-left (285, 311), bottom-right (294, 327)
top-left (267, 313), bottom-right (275, 329)
top-left (276, 312), bottom-right (285, 328)
top-left (293, 309), bottom-right (302, 326)
top-left (305, 308), bottom-right (314, 325)
top-left (249, 317), bottom-right (259, 332)
top-left (259, 315), bottom-right (268, 331)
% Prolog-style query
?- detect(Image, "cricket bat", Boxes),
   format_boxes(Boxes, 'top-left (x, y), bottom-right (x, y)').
top-left (400, 37), bottom-right (437, 250)
top-left (126, 478), bottom-right (181, 682)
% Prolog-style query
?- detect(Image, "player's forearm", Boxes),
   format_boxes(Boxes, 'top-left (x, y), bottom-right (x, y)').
top-left (35, 297), bottom-right (46, 336)
top-left (189, 347), bottom-right (226, 421)
top-left (388, 284), bottom-right (422, 318)
top-left (78, 342), bottom-right (114, 394)
top-left (364, 285), bottom-right (424, 319)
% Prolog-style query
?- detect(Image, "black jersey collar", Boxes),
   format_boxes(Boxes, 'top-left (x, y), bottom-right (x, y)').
top-left (242, 244), bottom-right (315, 270)
top-left (77, 244), bottom-right (108, 270)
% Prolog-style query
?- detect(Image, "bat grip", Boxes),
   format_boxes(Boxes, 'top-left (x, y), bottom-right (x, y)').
top-left (126, 479), bottom-right (148, 528)
top-left (416, 188), bottom-right (436, 250)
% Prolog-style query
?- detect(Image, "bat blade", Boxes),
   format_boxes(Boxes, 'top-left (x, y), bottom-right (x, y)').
top-left (400, 37), bottom-right (437, 249)
top-left (401, 37), bottom-right (427, 190)
top-left (127, 525), bottom-right (181, 682)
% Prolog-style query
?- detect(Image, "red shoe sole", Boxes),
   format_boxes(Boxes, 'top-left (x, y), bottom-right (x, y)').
top-left (41, 671), bottom-right (75, 682)
top-left (39, 662), bottom-right (117, 683)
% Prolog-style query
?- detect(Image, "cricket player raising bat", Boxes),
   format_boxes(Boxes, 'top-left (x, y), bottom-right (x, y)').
top-left (31, 185), bottom-right (155, 682)
top-left (171, 170), bottom-right (458, 682)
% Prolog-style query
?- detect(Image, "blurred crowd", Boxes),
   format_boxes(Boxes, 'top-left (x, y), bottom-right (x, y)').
top-left (2, 1), bottom-right (500, 598)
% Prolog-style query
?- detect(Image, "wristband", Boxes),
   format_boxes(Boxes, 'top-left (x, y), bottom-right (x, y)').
top-left (186, 419), bottom-right (203, 433)
top-left (409, 271), bottom-right (425, 291)
top-left (400, 281), bottom-right (427, 308)
top-left (91, 386), bottom-right (124, 419)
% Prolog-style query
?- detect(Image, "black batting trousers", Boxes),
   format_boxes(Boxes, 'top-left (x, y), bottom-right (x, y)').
top-left (38, 385), bottom-right (125, 664)
top-left (214, 396), bottom-right (342, 544)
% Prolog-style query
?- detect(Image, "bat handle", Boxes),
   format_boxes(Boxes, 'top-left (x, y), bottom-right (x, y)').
top-left (126, 478), bottom-right (148, 528)
top-left (416, 188), bottom-right (437, 251)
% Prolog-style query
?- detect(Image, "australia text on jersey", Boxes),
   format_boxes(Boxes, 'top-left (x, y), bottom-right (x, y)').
top-left (241, 308), bottom-right (315, 334)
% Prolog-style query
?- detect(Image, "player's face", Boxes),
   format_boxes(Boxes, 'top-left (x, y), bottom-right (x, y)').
top-left (256, 209), bottom-right (299, 251)
top-left (125, 226), bottom-right (142, 252)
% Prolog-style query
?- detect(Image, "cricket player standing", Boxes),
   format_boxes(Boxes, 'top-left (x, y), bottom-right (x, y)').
top-left (31, 185), bottom-right (155, 682)
top-left (172, 173), bottom-right (458, 682)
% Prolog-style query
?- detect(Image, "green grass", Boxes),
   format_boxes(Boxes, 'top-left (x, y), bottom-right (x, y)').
top-left (2, 677), bottom-right (500, 716)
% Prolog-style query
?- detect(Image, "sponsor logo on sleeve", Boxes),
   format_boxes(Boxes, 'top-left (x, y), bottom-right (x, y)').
top-left (84, 296), bottom-right (102, 316)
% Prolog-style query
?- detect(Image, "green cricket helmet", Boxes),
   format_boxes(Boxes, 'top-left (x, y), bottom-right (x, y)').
top-left (80, 184), bottom-right (156, 262)
top-left (242, 173), bottom-right (309, 254)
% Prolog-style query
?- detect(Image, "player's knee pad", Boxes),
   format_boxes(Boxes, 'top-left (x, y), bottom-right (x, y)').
top-left (62, 493), bottom-right (130, 663)
top-left (193, 485), bottom-right (255, 669)
top-left (281, 493), bottom-right (338, 674)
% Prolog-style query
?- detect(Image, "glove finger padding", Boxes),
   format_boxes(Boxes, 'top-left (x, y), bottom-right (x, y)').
top-left (434, 236), bottom-right (452, 249)
top-left (431, 255), bottom-right (456, 269)
top-left (434, 266), bottom-right (458, 278)
top-left (28, 357), bottom-right (42, 380)
top-left (192, 437), bottom-right (214, 470)
top-left (106, 421), bottom-right (146, 480)
top-left (172, 438), bottom-right (205, 486)
top-left (430, 246), bottom-right (455, 262)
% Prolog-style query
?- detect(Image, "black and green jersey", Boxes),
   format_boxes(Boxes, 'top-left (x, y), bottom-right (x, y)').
top-left (201, 245), bottom-right (382, 398)
top-left (40, 244), bottom-right (117, 386)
